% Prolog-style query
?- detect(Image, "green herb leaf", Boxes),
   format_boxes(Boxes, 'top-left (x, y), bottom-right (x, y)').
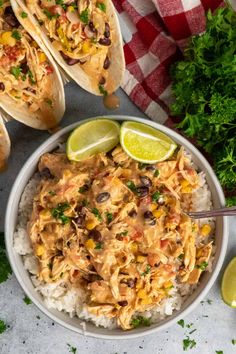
top-left (131, 316), bottom-right (151, 328)
top-left (44, 98), bottom-right (53, 107)
top-left (126, 180), bottom-right (137, 192)
top-left (138, 162), bottom-right (147, 170)
top-left (43, 8), bottom-right (59, 20)
top-left (0, 233), bottom-right (12, 284)
top-left (152, 191), bottom-right (161, 203)
top-left (141, 265), bottom-right (151, 276)
top-left (0, 0), bottom-right (3, 8)
top-left (10, 66), bottom-right (22, 79)
top-left (96, 2), bottom-right (106, 12)
top-left (67, 344), bottom-right (77, 354)
top-left (105, 212), bottom-right (113, 223)
top-left (51, 203), bottom-right (70, 224)
top-left (27, 70), bottom-right (36, 84)
top-left (0, 320), bottom-right (7, 334)
top-left (232, 339), bottom-right (236, 345)
top-left (183, 336), bottom-right (196, 351)
top-left (12, 29), bottom-right (21, 40)
top-left (81, 199), bottom-right (89, 207)
top-left (21, 11), bottom-right (28, 18)
top-left (95, 242), bottom-right (103, 250)
top-left (207, 299), bottom-right (213, 305)
top-left (48, 190), bottom-right (56, 196)
top-left (196, 261), bottom-right (208, 271)
top-left (177, 319), bottom-right (185, 328)
top-left (92, 208), bottom-right (102, 221)
top-left (215, 351), bottom-right (223, 354)
top-left (178, 254), bottom-right (184, 260)
top-left (98, 84), bottom-right (108, 96)
top-left (78, 185), bottom-right (89, 194)
top-left (79, 8), bottom-right (89, 24)
top-left (23, 296), bottom-right (32, 305)
top-left (56, 0), bottom-right (67, 10)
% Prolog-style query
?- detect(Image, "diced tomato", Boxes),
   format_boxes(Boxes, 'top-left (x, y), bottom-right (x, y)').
top-left (131, 230), bottom-right (143, 241)
top-left (4, 45), bottom-right (21, 62)
top-left (160, 239), bottom-right (169, 249)
top-left (141, 196), bottom-right (151, 205)
top-left (45, 65), bottom-right (54, 74)
top-left (58, 13), bottom-right (67, 24)
top-left (72, 23), bottom-right (80, 32)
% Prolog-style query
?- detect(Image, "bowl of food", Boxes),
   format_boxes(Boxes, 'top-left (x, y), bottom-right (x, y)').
top-left (5, 116), bottom-right (228, 339)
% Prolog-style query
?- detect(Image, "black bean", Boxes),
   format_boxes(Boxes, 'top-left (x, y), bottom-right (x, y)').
top-left (104, 23), bottom-right (110, 38)
top-left (99, 37), bottom-right (111, 46)
top-left (118, 300), bottom-right (128, 307)
top-left (21, 62), bottom-right (29, 75)
top-left (99, 76), bottom-right (106, 85)
top-left (4, 7), bottom-right (20, 28)
top-left (0, 82), bottom-right (5, 91)
top-left (60, 51), bottom-right (82, 66)
top-left (145, 165), bottom-right (155, 171)
top-left (88, 229), bottom-right (102, 242)
top-left (140, 176), bottom-right (152, 187)
top-left (127, 278), bottom-right (135, 288)
top-left (40, 167), bottom-right (53, 179)
top-left (89, 21), bottom-right (96, 33)
top-left (96, 192), bottom-right (110, 203)
top-left (103, 55), bottom-right (111, 70)
top-left (143, 211), bottom-right (153, 219)
top-left (128, 209), bottom-right (137, 218)
top-left (136, 186), bottom-right (149, 198)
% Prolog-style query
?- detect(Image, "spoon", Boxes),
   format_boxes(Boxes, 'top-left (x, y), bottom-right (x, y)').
top-left (187, 206), bottom-right (236, 219)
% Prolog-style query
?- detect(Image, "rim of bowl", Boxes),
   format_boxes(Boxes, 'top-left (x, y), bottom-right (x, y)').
top-left (5, 115), bottom-right (228, 339)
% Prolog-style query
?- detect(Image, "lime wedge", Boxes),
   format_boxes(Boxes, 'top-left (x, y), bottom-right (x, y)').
top-left (66, 119), bottom-right (120, 161)
top-left (120, 121), bottom-right (177, 163)
top-left (221, 257), bottom-right (236, 307)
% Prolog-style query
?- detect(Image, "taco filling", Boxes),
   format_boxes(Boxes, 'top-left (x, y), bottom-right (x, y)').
top-left (25, 0), bottom-right (113, 95)
top-left (0, 1), bottom-right (55, 117)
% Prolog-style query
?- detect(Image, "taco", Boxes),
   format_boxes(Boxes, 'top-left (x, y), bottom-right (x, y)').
top-left (0, 0), bottom-right (65, 129)
top-left (0, 115), bottom-right (10, 170)
top-left (12, 0), bottom-right (125, 96)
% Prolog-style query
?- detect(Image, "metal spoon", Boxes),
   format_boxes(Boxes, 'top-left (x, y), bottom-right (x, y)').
top-left (187, 206), bottom-right (236, 219)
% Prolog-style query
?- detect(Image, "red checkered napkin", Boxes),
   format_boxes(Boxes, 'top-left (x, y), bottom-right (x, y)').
top-left (113, 0), bottom-right (223, 124)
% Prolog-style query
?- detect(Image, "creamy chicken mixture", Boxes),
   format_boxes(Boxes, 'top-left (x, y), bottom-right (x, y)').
top-left (26, 0), bottom-right (112, 94)
top-left (28, 146), bottom-right (213, 330)
top-left (0, 1), bottom-right (55, 116)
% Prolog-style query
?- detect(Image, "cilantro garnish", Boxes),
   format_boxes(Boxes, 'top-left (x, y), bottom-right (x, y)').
top-left (44, 98), bottom-right (53, 107)
top-left (96, 2), bottom-right (106, 12)
top-left (0, 0), bottom-right (3, 8)
top-left (0, 233), bottom-right (12, 284)
top-left (0, 320), bottom-right (7, 334)
top-left (79, 8), bottom-right (89, 24)
top-left (48, 190), bottom-right (56, 196)
top-left (178, 254), bottom-right (184, 260)
top-left (10, 66), bottom-right (22, 79)
top-left (105, 212), bottom-right (113, 223)
top-left (141, 265), bottom-right (151, 276)
top-left (138, 162), bottom-right (147, 170)
top-left (116, 230), bottom-right (128, 238)
top-left (131, 316), bottom-right (151, 328)
top-left (177, 319), bottom-right (185, 328)
top-left (78, 185), bottom-right (89, 194)
top-left (51, 203), bottom-right (70, 224)
top-left (12, 30), bottom-right (21, 40)
top-left (92, 208), bottom-right (102, 221)
top-left (154, 169), bottom-right (159, 177)
top-left (81, 199), bottom-right (89, 207)
top-left (21, 11), bottom-right (28, 18)
top-left (43, 8), bottom-right (59, 20)
top-left (56, 0), bottom-right (67, 10)
top-left (98, 84), bottom-right (108, 97)
top-left (151, 191), bottom-right (161, 202)
top-left (232, 339), bottom-right (236, 345)
top-left (196, 261), bottom-right (208, 271)
top-left (126, 180), bottom-right (137, 192)
top-left (23, 296), bottom-right (32, 305)
top-left (215, 351), bottom-right (223, 354)
top-left (95, 242), bottom-right (103, 250)
top-left (67, 344), bottom-right (77, 354)
top-left (27, 70), bottom-right (36, 84)
top-left (183, 336), bottom-right (196, 351)
top-left (207, 299), bottom-right (213, 305)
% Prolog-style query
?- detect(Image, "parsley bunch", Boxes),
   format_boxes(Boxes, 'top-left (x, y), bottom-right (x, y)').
top-left (171, 7), bottom-right (236, 194)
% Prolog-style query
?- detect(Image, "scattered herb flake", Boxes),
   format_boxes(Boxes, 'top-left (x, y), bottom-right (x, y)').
top-left (215, 351), bottom-right (223, 354)
top-left (51, 203), bottom-right (70, 224)
top-left (10, 66), bottom-right (22, 79)
top-left (81, 199), bottom-right (89, 207)
top-left (92, 208), bottom-right (102, 221)
top-left (141, 265), bottom-right (151, 276)
top-left (177, 319), bottom-right (185, 328)
top-left (96, 2), bottom-right (106, 12)
top-left (138, 162), bottom-right (147, 170)
top-left (196, 261), bottom-right (208, 271)
top-left (21, 11), bottom-right (28, 18)
top-left (0, 233), bottom-right (12, 283)
top-left (183, 337), bottom-right (196, 351)
top-left (154, 169), bottom-right (159, 177)
top-left (178, 254), bottom-right (184, 260)
top-left (36, 315), bottom-right (40, 320)
top-left (48, 190), bottom-right (56, 196)
top-left (131, 316), bottom-right (151, 328)
top-left (0, 0), bottom-right (3, 7)
top-left (12, 29), bottom-right (21, 40)
top-left (23, 296), bottom-right (32, 305)
top-left (207, 299), bottom-right (213, 305)
top-left (232, 339), bottom-right (236, 345)
top-left (79, 8), bottom-right (89, 24)
top-left (189, 329), bottom-right (197, 335)
top-left (95, 242), bottom-right (103, 250)
top-left (152, 191), bottom-right (161, 202)
top-left (98, 84), bottom-right (108, 96)
top-left (43, 8), bottom-right (59, 20)
top-left (0, 320), bottom-right (7, 334)
top-left (126, 180), bottom-right (137, 192)
top-left (67, 344), bottom-right (77, 354)
top-left (105, 212), bottom-right (113, 223)
top-left (56, 0), bottom-right (67, 10)
top-left (27, 70), bottom-right (36, 84)
top-left (186, 323), bottom-right (193, 328)
top-left (44, 98), bottom-right (53, 107)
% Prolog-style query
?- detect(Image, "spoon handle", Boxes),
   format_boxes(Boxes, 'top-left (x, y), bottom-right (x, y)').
top-left (187, 206), bottom-right (236, 219)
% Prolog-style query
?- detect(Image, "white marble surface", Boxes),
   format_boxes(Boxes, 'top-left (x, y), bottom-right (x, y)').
top-left (0, 83), bottom-right (236, 354)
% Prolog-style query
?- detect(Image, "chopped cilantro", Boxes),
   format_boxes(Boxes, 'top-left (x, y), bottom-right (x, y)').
top-left (126, 180), bottom-right (137, 192)
top-left (10, 66), bottom-right (22, 79)
top-left (81, 199), bottom-right (89, 207)
top-left (78, 185), bottom-right (89, 194)
top-left (152, 191), bottom-right (161, 202)
top-left (207, 299), bottom-right (213, 305)
top-left (96, 2), bottom-right (106, 12)
top-left (12, 30), bottom-right (21, 40)
top-left (92, 208), bottom-right (102, 221)
top-left (183, 336), bottom-right (196, 351)
top-left (141, 264), bottom-right (151, 276)
top-left (0, 320), bottom-right (7, 334)
top-left (43, 8), bottom-right (59, 20)
top-left (186, 323), bottom-right (193, 328)
top-left (0, 233), bottom-right (12, 284)
top-left (131, 316), bottom-right (151, 328)
top-left (116, 230), bottom-right (128, 238)
top-left (95, 242), bottom-right (103, 250)
top-left (36, 315), bottom-right (40, 320)
top-left (98, 84), bottom-right (108, 96)
top-left (21, 11), bottom-right (28, 18)
top-left (196, 261), bottom-right (208, 271)
top-left (48, 190), bottom-right (56, 196)
top-left (177, 319), bottom-right (185, 328)
top-left (105, 212), bottom-right (113, 223)
top-left (27, 70), bottom-right (36, 84)
top-left (23, 296), bottom-right (32, 305)
top-left (44, 98), bottom-right (53, 107)
top-left (215, 351), bottom-right (223, 354)
top-left (154, 169), bottom-right (159, 177)
top-left (138, 162), bottom-right (147, 170)
top-left (178, 254), bottom-right (184, 260)
top-left (0, 0), bottom-right (3, 7)
top-left (56, 0), bottom-right (67, 10)
top-left (189, 329), bottom-right (196, 335)
top-left (232, 339), bottom-right (236, 345)
top-left (79, 8), bottom-right (89, 24)
top-left (67, 344), bottom-right (77, 354)
top-left (51, 203), bottom-right (70, 224)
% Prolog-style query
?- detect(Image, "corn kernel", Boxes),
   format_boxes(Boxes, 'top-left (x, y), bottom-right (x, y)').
top-left (68, 5), bottom-right (75, 12)
top-left (0, 32), bottom-right (16, 47)
top-left (182, 186), bottom-right (192, 194)
top-left (130, 242), bottom-right (138, 254)
top-left (150, 203), bottom-right (157, 212)
top-left (115, 304), bottom-right (121, 310)
top-left (82, 41), bottom-right (91, 53)
top-left (137, 289), bottom-right (147, 299)
top-left (38, 52), bottom-right (47, 63)
top-left (163, 280), bottom-right (172, 289)
top-left (136, 255), bottom-right (146, 263)
top-left (40, 209), bottom-right (50, 218)
top-left (35, 244), bottom-right (44, 256)
top-left (63, 169), bottom-right (71, 178)
top-left (136, 279), bottom-right (142, 290)
top-left (181, 179), bottom-right (190, 188)
top-left (86, 220), bottom-right (97, 230)
top-left (141, 297), bottom-right (152, 305)
top-left (201, 224), bottom-right (211, 237)
top-left (153, 209), bottom-right (164, 218)
top-left (85, 238), bottom-right (96, 249)
top-left (196, 248), bottom-right (203, 258)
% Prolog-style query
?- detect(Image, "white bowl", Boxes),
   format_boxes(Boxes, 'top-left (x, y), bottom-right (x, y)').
top-left (5, 116), bottom-right (228, 339)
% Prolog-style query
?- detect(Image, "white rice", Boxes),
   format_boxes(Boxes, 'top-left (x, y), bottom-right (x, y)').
top-left (13, 161), bottom-right (215, 329)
